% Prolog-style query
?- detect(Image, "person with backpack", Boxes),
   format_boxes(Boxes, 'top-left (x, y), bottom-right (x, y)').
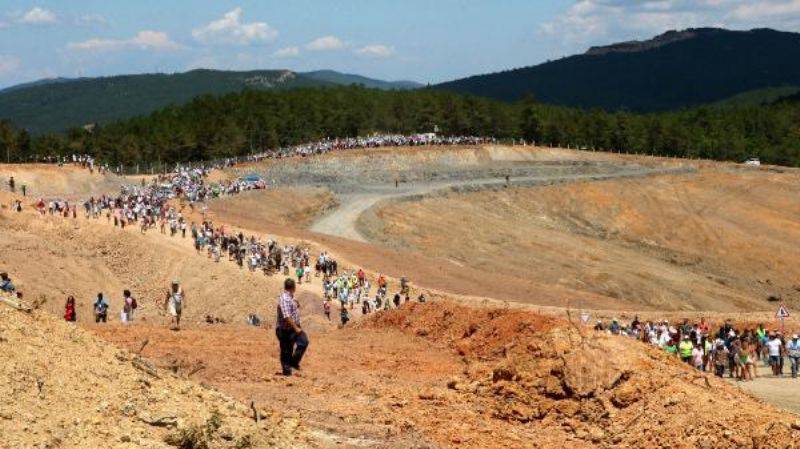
top-left (122, 289), bottom-right (137, 323)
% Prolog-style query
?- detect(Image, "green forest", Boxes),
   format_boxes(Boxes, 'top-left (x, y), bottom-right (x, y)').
top-left (1, 86), bottom-right (799, 168)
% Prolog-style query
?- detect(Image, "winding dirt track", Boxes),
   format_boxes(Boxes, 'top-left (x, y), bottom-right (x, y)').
top-left (310, 167), bottom-right (695, 242)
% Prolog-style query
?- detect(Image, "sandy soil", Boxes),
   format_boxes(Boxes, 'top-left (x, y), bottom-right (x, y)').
top-left (363, 167), bottom-right (800, 312)
top-left (0, 306), bottom-right (299, 449)
top-left (0, 164), bottom-right (130, 200)
top-left (207, 187), bottom-right (337, 229)
top-left (94, 301), bottom-right (800, 448)
top-left (4, 145), bottom-right (800, 448)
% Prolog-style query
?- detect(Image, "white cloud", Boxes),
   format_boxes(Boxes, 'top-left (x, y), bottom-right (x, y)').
top-left (354, 45), bottom-right (395, 58)
top-left (192, 8), bottom-right (278, 45)
top-left (0, 55), bottom-right (21, 74)
top-left (273, 46), bottom-right (300, 58)
top-left (306, 35), bottom-right (345, 51)
top-left (76, 14), bottom-right (108, 26)
top-left (18, 7), bottom-right (57, 24)
top-left (67, 30), bottom-right (181, 52)
top-left (732, 0), bottom-right (800, 19)
top-left (540, 0), bottom-right (800, 50)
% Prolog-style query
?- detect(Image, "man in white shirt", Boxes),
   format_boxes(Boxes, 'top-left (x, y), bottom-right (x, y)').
top-left (766, 333), bottom-right (783, 377)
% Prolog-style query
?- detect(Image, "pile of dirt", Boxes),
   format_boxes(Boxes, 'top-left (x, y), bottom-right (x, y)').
top-left (367, 302), bottom-right (800, 448)
top-left (0, 305), bottom-right (301, 448)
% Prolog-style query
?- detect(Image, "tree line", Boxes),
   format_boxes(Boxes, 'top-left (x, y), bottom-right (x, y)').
top-left (1, 86), bottom-right (799, 167)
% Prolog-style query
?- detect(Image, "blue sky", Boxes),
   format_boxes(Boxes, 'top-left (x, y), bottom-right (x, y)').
top-left (1, 0), bottom-right (799, 88)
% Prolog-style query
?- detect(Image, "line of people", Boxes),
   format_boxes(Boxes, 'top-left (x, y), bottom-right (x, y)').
top-left (595, 317), bottom-right (800, 380)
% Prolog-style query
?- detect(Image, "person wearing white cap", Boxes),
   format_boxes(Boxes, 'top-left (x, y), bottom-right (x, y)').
top-left (788, 335), bottom-right (800, 378)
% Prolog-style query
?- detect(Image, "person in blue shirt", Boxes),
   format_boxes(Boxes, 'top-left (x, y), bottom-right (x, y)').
top-left (0, 272), bottom-right (15, 294)
top-left (788, 335), bottom-right (800, 378)
top-left (93, 293), bottom-right (109, 323)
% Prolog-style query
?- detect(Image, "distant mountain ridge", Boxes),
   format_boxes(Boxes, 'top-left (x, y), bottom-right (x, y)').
top-left (301, 70), bottom-right (423, 90)
top-left (436, 28), bottom-right (800, 112)
top-left (0, 69), bottom-right (422, 134)
top-left (584, 28), bottom-right (720, 56)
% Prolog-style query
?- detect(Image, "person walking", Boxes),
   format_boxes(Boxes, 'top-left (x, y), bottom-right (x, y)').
top-left (275, 278), bottom-right (308, 376)
top-left (323, 300), bottom-right (331, 321)
top-left (93, 293), bottom-right (108, 323)
top-left (788, 335), bottom-right (800, 378)
top-left (165, 280), bottom-right (184, 330)
top-left (766, 333), bottom-right (783, 377)
top-left (122, 289), bottom-right (137, 323)
top-left (64, 296), bottom-right (77, 322)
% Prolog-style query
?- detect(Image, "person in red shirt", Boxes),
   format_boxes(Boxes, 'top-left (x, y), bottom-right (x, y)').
top-left (357, 269), bottom-right (365, 287)
top-left (64, 296), bottom-right (77, 322)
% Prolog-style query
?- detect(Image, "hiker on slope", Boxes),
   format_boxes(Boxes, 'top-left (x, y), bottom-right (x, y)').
top-left (93, 293), bottom-right (109, 323)
top-left (165, 280), bottom-right (185, 331)
top-left (276, 278), bottom-right (308, 376)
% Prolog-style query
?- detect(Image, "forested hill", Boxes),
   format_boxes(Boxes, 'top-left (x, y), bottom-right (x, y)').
top-left (436, 28), bottom-right (800, 112)
top-left (0, 69), bottom-right (420, 134)
top-left (2, 86), bottom-right (799, 168)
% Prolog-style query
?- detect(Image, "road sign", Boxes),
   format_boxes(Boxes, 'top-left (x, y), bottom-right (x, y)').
top-left (777, 304), bottom-right (791, 333)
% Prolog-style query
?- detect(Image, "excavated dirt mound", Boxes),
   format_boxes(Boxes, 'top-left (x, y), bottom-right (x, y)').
top-left (367, 302), bottom-right (800, 448)
top-left (0, 306), bottom-right (300, 448)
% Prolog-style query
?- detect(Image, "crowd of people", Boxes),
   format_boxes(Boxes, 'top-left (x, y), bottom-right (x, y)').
top-left (1, 133), bottom-right (491, 376)
top-left (319, 269), bottom-right (425, 325)
top-left (594, 317), bottom-right (800, 380)
top-left (6, 134), bottom-right (492, 179)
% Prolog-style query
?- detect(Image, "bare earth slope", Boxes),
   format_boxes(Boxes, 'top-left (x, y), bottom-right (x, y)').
top-left (358, 161), bottom-right (800, 312)
top-left (4, 146), bottom-right (800, 448)
top-left (0, 203), bottom-right (289, 324)
top-left (0, 164), bottom-right (130, 199)
top-left (0, 307), bottom-right (299, 448)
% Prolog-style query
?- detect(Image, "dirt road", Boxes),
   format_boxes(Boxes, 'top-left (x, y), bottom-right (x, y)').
top-left (733, 363), bottom-right (800, 413)
top-left (310, 166), bottom-right (693, 241)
